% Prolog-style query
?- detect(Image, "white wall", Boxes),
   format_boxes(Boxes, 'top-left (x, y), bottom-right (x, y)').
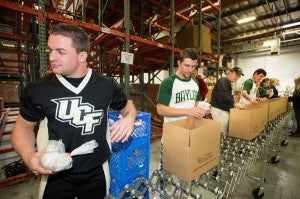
top-left (234, 45), bottom-right (300, 95)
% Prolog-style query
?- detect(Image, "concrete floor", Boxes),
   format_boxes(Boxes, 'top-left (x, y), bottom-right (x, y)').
top-left (0, 133), bottom-right (300, 199)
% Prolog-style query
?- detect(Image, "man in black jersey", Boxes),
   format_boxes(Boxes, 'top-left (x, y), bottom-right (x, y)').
top-left (11, 23), bottom-right (137, 199)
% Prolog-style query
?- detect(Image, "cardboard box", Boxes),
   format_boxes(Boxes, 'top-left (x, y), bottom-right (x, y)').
top-left (268, 98), bottom-right (281, 121)
top-left (277, 97), bottom-right (288, 115)
top-left (229, 104), bottom-right (268, 140)
top-left (176, 24), bottom-right (212, 53)
top-left (162, 118), bottom-right (221, 182)
top-left (0, 81), bottom-right (20, 104)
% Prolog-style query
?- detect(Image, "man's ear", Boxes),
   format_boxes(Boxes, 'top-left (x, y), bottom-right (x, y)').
top-left (177, 60), bottom-right (181, 66)
top-left (79, 51), bottom-right (88, 63)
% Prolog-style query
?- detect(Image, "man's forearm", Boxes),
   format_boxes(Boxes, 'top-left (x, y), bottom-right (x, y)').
top-left (11, 116), bottom-right (37, 165)
top-left (242, 91), bottom-right (255, 101)
top-left (157, 104), bottom-right (188, 117)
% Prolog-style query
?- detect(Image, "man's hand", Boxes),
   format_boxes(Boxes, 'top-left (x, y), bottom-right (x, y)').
top-left (186, 107), bottom-right (206, 119)
top-left (234, 103), bottom-right (245, 110)
top-left (110, 117), bottom-right (135, 143)
top-left (250, 98), bottom-right (258, 104)
top-left (24, 151), bottom-right (53, 176)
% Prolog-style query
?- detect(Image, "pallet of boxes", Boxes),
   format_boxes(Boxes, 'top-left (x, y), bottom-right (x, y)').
top-left (108, 111), bottom-right (151, 198)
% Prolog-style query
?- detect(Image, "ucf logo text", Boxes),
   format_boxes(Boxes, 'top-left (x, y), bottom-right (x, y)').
top-left (52, 97), bottom-right (103, 135)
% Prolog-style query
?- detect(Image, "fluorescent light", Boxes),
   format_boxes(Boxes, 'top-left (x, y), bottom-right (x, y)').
top-left (281, 37), bottom-right (300, 43)
top-left (263, 40), bottom-right (273, 47)
top-left (1, 42), bottom-right (15, 48)
top-left (237, 16), bottom-right (256, 24)
top-left (283, 21), bottom-right (300, 28)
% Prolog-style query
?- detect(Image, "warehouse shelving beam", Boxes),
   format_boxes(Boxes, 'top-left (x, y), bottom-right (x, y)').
top-left (98, 0), bottom-right (104, 74)
top-left (198, 0), bottom-right (203, 62)
top-left (38, 0), bottom-right (47, 78)
top-left (0, 0), bottom-right (181, 53)
top-left (123, 0), bottom-right (130, 97)
top-left (140, 0), bottom-right (145, 111)
top-left (169, 0), bottom-right (175, 75)
top-left (217, 0), bottom-right (221, 80)
top-left (201, 0), bottom-right (221, 80)
top-left (30, 18), bottom-right (38, 83)
top-left (82, 0), bottom-right (86, 22)
top-left (0, 32), bottom-right (31, 41)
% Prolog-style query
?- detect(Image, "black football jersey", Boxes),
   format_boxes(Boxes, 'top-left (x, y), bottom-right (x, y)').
top-left (19, 68), bottom-right (127, 173)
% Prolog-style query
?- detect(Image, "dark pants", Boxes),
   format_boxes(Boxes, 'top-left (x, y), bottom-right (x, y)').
top-left (43, 166), bottom-right (106, 199)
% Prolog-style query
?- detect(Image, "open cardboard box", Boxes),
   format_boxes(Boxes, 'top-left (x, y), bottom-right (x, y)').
top-left (229, 104), bottom-right (268, 140)
top-left (162, 118), bottom-right (221, 182)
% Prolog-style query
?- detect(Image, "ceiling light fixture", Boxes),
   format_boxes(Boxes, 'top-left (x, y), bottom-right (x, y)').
top-left (282, 21), bottom-right (300, 28)
top-left (237, 16), bottom-right (256, 24)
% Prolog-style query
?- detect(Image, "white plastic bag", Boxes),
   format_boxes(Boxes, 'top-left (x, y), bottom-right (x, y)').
top-left (40, 152), bottom-right (72, 172)
top-left (197, 101), bottom-right (211, 111)
top-left (43, 139), bottom-right (65, 153)
top-left (40, 139), bottom-right (99, 172)
top-left (70, 140), bottom-right (99, 156)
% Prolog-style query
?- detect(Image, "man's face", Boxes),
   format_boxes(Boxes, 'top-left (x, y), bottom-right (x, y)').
top-left (47, 34), bottom-right (85, 77)
top-left (254, 73), bottom-right (265, 83)
top-left (177, 58), bottom-right (198, 79)
top-left (228, 72), bottom-right (241, 82)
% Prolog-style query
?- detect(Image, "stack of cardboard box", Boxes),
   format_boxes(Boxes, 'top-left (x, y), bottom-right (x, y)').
top-left (176, 24), bottom-right (212, 53)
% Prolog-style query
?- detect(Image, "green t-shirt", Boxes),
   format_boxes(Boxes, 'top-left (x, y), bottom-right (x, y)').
top-left (157, 74), bottom-right (200, 122)
top-left (258, 86), bottom-right (269, 98)
top-left (243, 79), bottom-right (254, 94)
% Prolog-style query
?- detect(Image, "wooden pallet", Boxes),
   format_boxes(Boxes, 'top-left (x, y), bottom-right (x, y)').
top-left (0, 172), bottom-right (39, 189)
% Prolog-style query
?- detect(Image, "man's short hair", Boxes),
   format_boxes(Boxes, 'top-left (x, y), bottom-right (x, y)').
top-left (179, 48), bottom-right (198, 62)
top-left (253, 68), bottom-right (267, 76)
top-left (230, 67), bottom-right (244, 76)
top-left (48, 23), bottom-right (90, 54)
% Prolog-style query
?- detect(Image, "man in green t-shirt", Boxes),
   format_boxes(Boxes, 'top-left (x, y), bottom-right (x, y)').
top-left (156, 48), bottom-right (207, 122)
top-left (154, 48), bottom-right (207, 199)
top-left (239, 68), bottom-right (267, 104)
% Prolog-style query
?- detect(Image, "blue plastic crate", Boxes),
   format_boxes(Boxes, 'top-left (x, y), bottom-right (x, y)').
top-left (109, 169), bottom-right (149, 199)
top-left (109, 141), bottom-right (150, 179)
top-left (108, 111), bottom-right (151, 152)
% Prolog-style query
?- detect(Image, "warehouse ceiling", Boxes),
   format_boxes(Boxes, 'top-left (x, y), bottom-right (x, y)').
top-left (0, 0), bottom-right (300, 76)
